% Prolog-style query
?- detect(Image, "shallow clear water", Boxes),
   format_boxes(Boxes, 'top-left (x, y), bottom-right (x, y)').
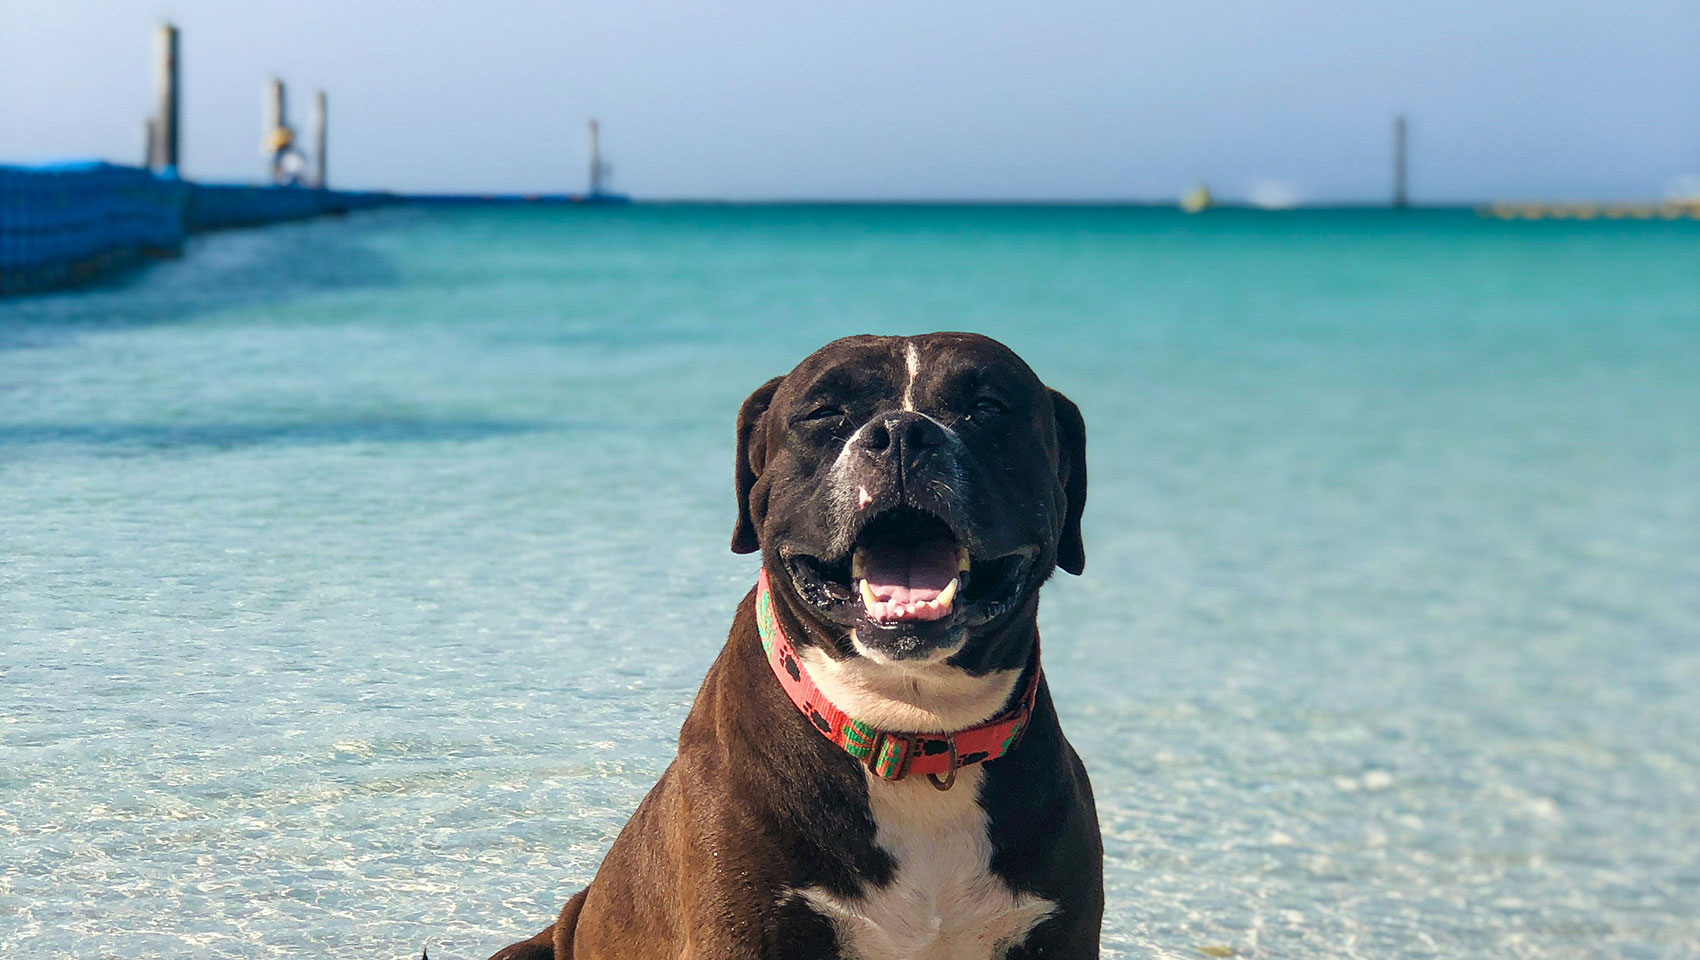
top-left (2, 206), bottom-right (1697, 959)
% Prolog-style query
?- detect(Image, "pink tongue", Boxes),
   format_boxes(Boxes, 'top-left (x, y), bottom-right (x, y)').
top-left (862, 539), bottom-right (958, 604)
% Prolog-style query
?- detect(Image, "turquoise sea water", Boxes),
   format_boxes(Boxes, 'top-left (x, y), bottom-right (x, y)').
top-left (2, 206), bottom-right (1697, 959)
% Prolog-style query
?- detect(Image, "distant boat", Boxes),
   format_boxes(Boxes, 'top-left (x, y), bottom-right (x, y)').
top-left (1179, 184), bottom-right (1212, 214)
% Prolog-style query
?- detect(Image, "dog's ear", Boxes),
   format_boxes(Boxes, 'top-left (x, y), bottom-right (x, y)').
top-left (732, 376), bottom-right (786, 554)
top-left (1050, 388), bottom-right (1087, 575)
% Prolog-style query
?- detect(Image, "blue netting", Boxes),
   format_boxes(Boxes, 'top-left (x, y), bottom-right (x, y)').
top-left (0, 163), bottom-right (188, 292)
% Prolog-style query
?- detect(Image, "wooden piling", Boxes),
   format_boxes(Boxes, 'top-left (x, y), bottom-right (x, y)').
top-left (265, 77), bottom-right (286, 141)
top-left (1393, 115), bottom-right (1408, 209)
top-left (151, 24), bottom-right (180, 172)
top-left (264, 77), bottom-right (290, 183)
top-left (587, 119), bottom-right (603, 197)
top-left (310, 91), bottom-right (327, 189)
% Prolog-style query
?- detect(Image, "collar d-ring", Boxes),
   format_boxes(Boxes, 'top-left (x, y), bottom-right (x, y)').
top-left (927, 736), bottom-right (958, 791)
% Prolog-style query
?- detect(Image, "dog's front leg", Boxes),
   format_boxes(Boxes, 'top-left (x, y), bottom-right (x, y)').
top-left (1003, 906), bottom-right (1102, 960)
top-left (661, 886), bottom-right (837, 960)
top-left (486, 888), bottom-right (587, 960)
top-left (485, 923), bottom-right (554, 960)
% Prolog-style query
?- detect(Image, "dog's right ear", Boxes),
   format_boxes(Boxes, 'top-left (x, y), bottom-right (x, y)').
top-left (732, 376), bottom-right (786, 554)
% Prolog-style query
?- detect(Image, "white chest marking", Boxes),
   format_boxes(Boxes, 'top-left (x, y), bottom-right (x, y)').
top-left (787, 647), bottom-right (1052, 958)
top-left (795, 768), bottom-right (1055, 959)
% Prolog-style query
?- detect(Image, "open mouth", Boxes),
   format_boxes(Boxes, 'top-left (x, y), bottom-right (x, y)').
top-left (785, 506), bottom-right (1036, 631)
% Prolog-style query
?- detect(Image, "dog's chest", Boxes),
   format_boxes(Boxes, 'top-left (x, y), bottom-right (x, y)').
top-left (794, 767), bottom-right (1055, 960)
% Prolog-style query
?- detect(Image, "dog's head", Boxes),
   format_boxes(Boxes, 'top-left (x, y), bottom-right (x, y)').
top-left (732, 333), bottom-right (1085, 671)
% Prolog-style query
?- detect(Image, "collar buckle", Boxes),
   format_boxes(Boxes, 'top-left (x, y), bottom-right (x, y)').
top-left (865, 730), bottom-right (914, 781)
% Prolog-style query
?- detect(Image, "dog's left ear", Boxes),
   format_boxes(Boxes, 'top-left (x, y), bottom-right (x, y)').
top-left (732, 375), bottom-right (786, 554)
top-left (1050, 388), bottom-right (1087, 575)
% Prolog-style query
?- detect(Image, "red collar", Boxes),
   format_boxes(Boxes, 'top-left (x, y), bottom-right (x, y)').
top-left (755, 568), bottom-right (1040, 790)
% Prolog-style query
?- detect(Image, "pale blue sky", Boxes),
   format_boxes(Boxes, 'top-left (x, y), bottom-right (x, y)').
top-left (3, 1), bottom-right (1696, 202)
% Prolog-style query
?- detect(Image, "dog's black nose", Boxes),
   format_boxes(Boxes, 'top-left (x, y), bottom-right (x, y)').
top-left (858, 412), bottom-right (947, 463)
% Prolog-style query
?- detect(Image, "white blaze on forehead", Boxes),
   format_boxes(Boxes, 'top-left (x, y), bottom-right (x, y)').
top-left (828, 339), bottom-right (964, 516)
top-left (902, 342), bottom-right (920, 412)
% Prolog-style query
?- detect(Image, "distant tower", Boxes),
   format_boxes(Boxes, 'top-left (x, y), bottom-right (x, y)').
top-left (1393, 114), bottom-right (1409, 209)
top-left (587, 119), bottom-right (610, 197)
top-left (263, 78), bottom-right (305, 185)
top-left (265, 77), bottom-right (287, 149)
top-left (310, 91), bottom-right (328, 189)
top-left (150, 23), bottom-right (180, 174)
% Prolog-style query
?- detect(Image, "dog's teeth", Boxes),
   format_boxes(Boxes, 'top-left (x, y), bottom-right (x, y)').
top-left (859, 579), bottom-right (879, 611)
top-left (936, 578), bottom-right (958, 609)
top-left (852, 549), bottom-right (866, 580)
top-left (958, 548), bottom-right (971, 572)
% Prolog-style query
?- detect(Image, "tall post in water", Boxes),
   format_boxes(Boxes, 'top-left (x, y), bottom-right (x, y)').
top-left (265, 77), bottom-right (286, 141)
top-left (588, 119), bottom-right (603, 197)
top-left (1393, 114), bottom-right (1409, 209)
top-left (151, 23), bottom-right (180, 173)
top-left (264, 77), bottom-right (289, 183)
top-left (310, 91), bottom-right (328, 189)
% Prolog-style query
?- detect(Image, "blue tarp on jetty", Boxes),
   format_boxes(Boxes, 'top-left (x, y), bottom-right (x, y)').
top-left (1, 161), bottom-right (390, 295)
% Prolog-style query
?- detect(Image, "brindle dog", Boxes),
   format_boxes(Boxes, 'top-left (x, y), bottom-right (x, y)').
top-left (490, 332), bottom-right (1100, 959)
